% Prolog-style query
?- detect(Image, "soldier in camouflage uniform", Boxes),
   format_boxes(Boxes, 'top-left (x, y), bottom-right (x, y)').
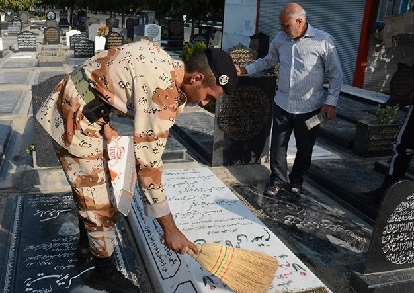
top-left (36, 41), bottom-right (237, 293)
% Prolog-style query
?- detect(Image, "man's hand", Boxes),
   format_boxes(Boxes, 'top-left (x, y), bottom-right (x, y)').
top-left (320, 105), bottom-right (337, 121)
top-left (157, 213), bottom-right (199, 255)
top-left (235, 65), bottom-right (247, 76)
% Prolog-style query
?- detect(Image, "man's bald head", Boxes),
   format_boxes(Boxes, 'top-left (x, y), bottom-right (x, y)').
top-left (279, 2), bottom-right (307, 39)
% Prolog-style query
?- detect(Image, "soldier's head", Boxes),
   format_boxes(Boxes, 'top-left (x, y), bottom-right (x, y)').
top-left (182, 48), bottom-right (238, 106)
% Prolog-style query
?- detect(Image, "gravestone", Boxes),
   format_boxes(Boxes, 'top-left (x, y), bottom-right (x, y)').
top-left (88, 23), bottom-right (100, 41)
top-left (75, 11), bottom-right (88, 32)
top-left (74, 39), bottom-right (94, 58)
top-left (65, 29), bottom-right (81, 47)
top-left (45, 10), bottom-right (57, 27)
top-left (134, 24), bottom-right (161, 43)
top-left (5, 9), bottom-right (14, 22)
top-left (17, 31), bottom-right (37, 52)
top-left (18, 11), bottom-right (30, 24)
top-left (69, 33), bottom-right (86, 50)
top-left (165, 18), bottom-right (184, 49)
top-left (190, 34), bottom-right (209, 46)
top-left (126, 17), bottom-right (140, 40)
top-left (0, 193), bottom-right (141, 293)
top-left (212, 75), bottom-right (276, 166)
top-left (59, 10), bottom-right (69, 28)
top-left (352, 121), bottom-right (401, 157)
top-left (87, 16), bottom-right (100, 26)
top-left (106, 17), bottom-right (119, 31)
top-left (350, 180), bottom-right (414, 292)
top-left (228, 44), bottom-right (257, 67)
top-left (32, 75), bottom-right (66, 167)
top-left (105, 31), bottom-right (124, 50)
top-left (128, 167), bottom-right (331, 293)
top-left (37, 45), bottom-right (68, 67)
top-left (141, 10), bottom-right (155, 24)
top-left (7, 20), bottom-right (22, 35)
top-left (43, 27), bottom-right (60, 45)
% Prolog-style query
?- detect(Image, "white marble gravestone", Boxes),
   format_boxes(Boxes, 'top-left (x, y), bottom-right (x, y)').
top-left (128, 167), bottom-right (331, 293)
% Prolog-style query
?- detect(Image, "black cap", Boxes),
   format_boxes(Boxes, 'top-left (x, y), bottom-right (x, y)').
top-left (205, 48), bottom-right (238, 95)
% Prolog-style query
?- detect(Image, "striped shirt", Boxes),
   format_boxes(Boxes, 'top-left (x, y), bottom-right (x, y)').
top-left (245, 23), bottom-right (343, 114)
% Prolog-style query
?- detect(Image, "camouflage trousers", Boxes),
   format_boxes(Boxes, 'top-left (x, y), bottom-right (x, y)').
top-left (53, 142), bottom-right (118, 258)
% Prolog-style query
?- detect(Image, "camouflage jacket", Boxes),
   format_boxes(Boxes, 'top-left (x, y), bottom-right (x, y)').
top-left (36, 41), bottom-right (187, 218)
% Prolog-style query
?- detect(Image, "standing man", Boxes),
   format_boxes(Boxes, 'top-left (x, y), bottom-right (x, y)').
top-left (36, 41), bottom-right (237, 292)
top-left (236, 2), bottom-right (343, 196)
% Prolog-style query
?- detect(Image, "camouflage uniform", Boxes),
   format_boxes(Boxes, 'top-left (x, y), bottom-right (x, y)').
top-left (36, 41), bottom-right (186, 257)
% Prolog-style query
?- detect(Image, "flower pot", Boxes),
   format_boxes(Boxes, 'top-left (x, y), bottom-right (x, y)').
top-left (352, 120), bottom-right (401, 157)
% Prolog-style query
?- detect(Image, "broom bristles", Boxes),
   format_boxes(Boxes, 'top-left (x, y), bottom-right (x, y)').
top-left (187, 243), bottom-right (278, 293)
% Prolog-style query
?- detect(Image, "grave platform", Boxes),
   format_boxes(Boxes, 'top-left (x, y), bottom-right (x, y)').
top-left (0, 193), bottom-right (152, 293)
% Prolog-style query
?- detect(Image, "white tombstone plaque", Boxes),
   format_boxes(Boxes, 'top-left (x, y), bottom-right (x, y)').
top-left (128, 167), bottom-right (331, 293)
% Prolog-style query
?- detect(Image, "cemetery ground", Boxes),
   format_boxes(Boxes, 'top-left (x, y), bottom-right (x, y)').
top-left (1, 12), bottom-right (414, 293)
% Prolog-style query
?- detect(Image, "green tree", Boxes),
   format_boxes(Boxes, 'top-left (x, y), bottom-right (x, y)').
top-left (1, 0), bottom-right (36, 11)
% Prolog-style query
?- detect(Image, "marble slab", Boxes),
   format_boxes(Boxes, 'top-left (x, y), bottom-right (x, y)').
top-left (0, 91), bottom-right (23, 113)
top-left (0, 72), bottom-right (29, 85)
top-left (10, 52), bottom-right (37, 59)
top-left (128, 167), bottom-right (331, 293)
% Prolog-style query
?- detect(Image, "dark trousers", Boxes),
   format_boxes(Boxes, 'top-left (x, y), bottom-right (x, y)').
top-left (382, 105), bottom-right (414, 188)
top-left (269, 104), bottom-right (320, 187)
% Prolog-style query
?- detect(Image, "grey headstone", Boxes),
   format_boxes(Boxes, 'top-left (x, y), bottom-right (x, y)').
top-left (88, 23), bottom-right (100, 40)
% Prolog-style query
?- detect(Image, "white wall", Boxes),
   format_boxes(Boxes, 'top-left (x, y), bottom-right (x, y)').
top-left (222, 0), bottom-right (258, 51)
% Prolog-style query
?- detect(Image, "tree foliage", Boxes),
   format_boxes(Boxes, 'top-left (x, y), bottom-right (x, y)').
top-left (0, 0), bottom-right (36, 11)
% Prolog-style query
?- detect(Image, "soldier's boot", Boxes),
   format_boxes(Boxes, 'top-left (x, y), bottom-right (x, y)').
top-left (75, 218), bottom-right (93, 263)
top-left (87, 256), bottom-right (140, 293)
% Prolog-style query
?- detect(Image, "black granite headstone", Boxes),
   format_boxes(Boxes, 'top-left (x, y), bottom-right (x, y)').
top-left (43, 27), bottom-right (60, 45)
top-left (141, 11), bottom-right (155, 24)
top-left (106, 17), bottom-right (119, 30)
top-left (126, 18), bottom-right (140, 40)
top-left (59, 10), bottom-right (69, 28)
top-left (105, 31), bottom-right (124, 50)
top-left (17, 31), bottom-right (37, 52)
top-left (365, 180), bottom-right (414, 273)
top-left (352, 121), bottom-right (401, 157)
top-left (190, 34), bottom-right (209, 46)
top-left (350, 181), bottom-right (414, 292)
top-left (69, 33), bottom-right (86, 50)
top-left (31, 75), bottom-right (65, 167)
top-left (74, 39), bottom-right (94, 58)
top-left (166, 19), bottom-right (184, 49)
top-left (212, 75), bottom-right (276, 166)
top-left (0, 193), bottom-right (141, 292)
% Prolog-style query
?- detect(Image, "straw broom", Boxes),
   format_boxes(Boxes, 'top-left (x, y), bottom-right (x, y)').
top-left (187, 242), bottom-right (278, 293)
